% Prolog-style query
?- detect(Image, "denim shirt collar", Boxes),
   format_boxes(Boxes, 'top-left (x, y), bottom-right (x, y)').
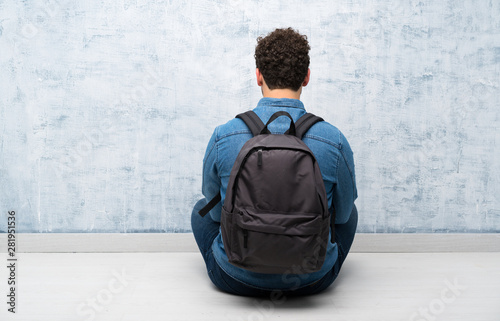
top-left (256, 97), bottom-right (305, 110)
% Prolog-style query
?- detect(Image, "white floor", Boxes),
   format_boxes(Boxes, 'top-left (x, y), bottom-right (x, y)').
top-left (1, 252), bottom-right (499, 321)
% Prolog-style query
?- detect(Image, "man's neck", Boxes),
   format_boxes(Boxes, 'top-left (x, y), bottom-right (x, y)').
top-left (262, 87), bottom-right (302, 100)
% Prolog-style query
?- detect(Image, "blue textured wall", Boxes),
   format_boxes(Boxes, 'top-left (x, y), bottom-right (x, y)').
top-left (0, 1), bottom-right (499, 233)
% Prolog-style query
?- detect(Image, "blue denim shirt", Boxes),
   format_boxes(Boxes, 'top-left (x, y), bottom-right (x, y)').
top-left (201, 97), bottom-right (357, 290)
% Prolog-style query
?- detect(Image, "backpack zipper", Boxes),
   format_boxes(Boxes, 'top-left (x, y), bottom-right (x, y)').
top-left (257, 149), bottom-right (263, 167)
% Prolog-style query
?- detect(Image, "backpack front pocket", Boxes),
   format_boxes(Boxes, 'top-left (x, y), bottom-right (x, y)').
top-left (228, 209), bottom-right (326, 274)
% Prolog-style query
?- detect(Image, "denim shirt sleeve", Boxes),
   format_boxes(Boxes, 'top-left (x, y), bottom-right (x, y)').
top-left (201, 127), bottom-right (223, 222)
top-left (333, 133), bottom-right (358, 224)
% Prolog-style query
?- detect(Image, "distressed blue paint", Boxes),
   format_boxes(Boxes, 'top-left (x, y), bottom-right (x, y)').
top-left (0, 0), bottom-right (499, 233)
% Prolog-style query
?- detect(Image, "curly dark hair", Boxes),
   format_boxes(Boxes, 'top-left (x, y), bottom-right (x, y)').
top-left (254, 28), bottom-right (310, 91)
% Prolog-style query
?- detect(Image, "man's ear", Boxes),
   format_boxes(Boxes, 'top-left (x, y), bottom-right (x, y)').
top-left (256, 68), bottom-right (264, 87)
top-left (302, 69), bottom-right (311, 87)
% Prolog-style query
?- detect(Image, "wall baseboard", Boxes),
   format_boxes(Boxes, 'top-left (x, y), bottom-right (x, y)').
top-left (0, 233), bottom-right (498, 253)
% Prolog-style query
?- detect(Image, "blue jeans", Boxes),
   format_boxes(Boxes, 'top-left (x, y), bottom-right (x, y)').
top-left (191, 200), bottom-right (358, 297)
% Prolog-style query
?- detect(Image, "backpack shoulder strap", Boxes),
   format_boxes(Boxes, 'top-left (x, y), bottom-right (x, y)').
top-left (198, 192), bottom-right (221, 217)
top-left (236, 111), bottom-right (265, 137)
top-left (295, 112), bottom-right (335, 241)
top-left (199, 111), bottom-right (264, 217)
top-left (295, 113), bottom-right (324, 139)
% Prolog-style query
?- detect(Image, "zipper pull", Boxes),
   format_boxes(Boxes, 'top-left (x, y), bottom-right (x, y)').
top-left (257, 149), bottom-right (262, 167)
top-left (243, 229), bottom-right (248, 248)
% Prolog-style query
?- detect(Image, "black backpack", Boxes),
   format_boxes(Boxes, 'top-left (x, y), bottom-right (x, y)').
top-left (199, 110), bottom-right (334, 274)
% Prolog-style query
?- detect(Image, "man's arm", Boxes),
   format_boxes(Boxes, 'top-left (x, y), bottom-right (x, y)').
top-left (332, 133), bottom-right (357, 224)
top-left (201, 127), bottom-right (222, 222)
